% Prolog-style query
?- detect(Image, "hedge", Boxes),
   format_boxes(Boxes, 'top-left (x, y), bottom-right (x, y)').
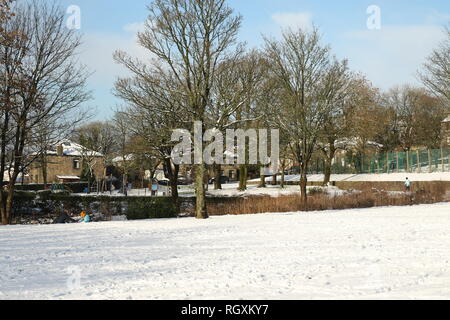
top-left (11, 192), bottom-right (178, 221)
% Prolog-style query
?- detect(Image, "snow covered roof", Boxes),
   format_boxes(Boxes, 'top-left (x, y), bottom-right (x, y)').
top-left (46, 140), bottom-right (103, 157)
top-left (112, 154), bottom-right (134, 163)
top-left (335, 138), bottom-right (383, 150)
top-left (56, 175), bottom-right (80, 180)
top-left (443, 116), bottom-right (450, 123)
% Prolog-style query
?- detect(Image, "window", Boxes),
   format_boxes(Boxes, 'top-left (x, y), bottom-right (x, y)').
top-left (73, 159), bottom-right (80, 169)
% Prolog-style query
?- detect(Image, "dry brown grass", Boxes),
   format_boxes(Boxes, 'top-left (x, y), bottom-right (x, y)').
top-left (205, 183), bottom-right (448, 216)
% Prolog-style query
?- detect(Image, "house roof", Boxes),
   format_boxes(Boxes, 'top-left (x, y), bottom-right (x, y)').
top-left (443, 116), bottom-right (450, 123)
top-left (56, 175), bottom-right (80, 180)
top-left (46, 140), bottom-right (103, 157)
top-left (112, 154), bottom-right (134, 163)
top-left (335, 137), bottom-right (384, 150)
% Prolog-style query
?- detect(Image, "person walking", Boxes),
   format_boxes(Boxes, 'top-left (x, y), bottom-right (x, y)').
top-left (404, 177), bottom-right (412, 192)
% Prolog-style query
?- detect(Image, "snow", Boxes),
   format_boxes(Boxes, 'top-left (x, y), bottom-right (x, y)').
top-left (1, 203), bottom-right (450, 300)
top-left (205, 183), bottom-right (346, 198)
top-left (75, 184), bottom-right (346, 198)
top-left (56, 175), bottom-right (80, 180)
top-left (112, 154), bottom-right (134, 163)
top-left (45, 140), bottom-right (103, 157)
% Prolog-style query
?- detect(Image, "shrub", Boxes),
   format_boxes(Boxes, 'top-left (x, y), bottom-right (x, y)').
top-left (308, 187), bottom-right (326, 196)
top-left (125, 198), bottom-right (178, 220)
top-left (204, 183), bottom-right (447, 216)
top-left (9, 192), bottom-right (178, 223)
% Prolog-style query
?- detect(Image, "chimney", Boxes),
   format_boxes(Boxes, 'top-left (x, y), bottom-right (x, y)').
top-left (57, 144), bottom-right (64, 156)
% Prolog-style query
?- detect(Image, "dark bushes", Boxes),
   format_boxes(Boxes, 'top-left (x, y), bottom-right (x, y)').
top-left (125, 197), bottom-right (178, 220)
top-left (11, 193), bottom-right (178, 223)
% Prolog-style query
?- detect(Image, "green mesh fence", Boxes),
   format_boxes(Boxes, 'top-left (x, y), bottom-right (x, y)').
top-left (332, 148), bottom-right (450, 174)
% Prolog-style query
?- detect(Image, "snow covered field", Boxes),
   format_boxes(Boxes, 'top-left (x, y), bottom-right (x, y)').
top-left (1, 203), bottom-right (450, 300)
top-left (74, 184), bottom-right (340, 198)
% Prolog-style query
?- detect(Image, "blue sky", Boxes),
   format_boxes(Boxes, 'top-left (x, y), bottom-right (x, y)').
top-left (58, 0), bottom-right (450, 120)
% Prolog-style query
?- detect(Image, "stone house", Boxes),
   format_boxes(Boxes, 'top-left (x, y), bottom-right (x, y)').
top-left (28, 140), bottom-right (104, 184)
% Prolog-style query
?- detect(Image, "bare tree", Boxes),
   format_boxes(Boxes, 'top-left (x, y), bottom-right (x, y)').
top-left (74, 121), bottom-right (118, 162)
top-left (112, 111), bottom-right (134, 195)
top-left (207, 49), bottom-right (266, 190)
top-left (318, 74), bottom-right (365, 185)
top-left (382, 85), bottom-right (447, 151)
top-left (383, 86), bottom-right (422, 152)
top-left (126, 135), bottom-right (161, 188)
top-left (0, 0), bottom-right (90, 225)
top-left (419, 26), bottom-right (450, 104)
top-left (115, 0), bottom-right (242, 219)
top-left (264, 26), bottom-right (350, 205)
top-left (0, 0), bottom-right (14, 28)
top-left (113, 62), bottom-right (187, 208)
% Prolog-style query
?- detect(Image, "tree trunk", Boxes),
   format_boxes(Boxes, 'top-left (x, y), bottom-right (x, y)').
top-left (258, 166), bottom-right (266, 188)
top-left (238, 164), bottom-right (248, 191)
top-left (0, 109), bottom-right (10, 224)
top-left (322, 140), bottom-right (336, 186)
top-left (300, 163), bottom-right (308, 208)
top-left (1, 182), bottom-right (15, 225)
top-left (271, 174), bottom-right (277, 185)
top-left (165, 158), bottom-right (180, 202)
top-left (323, 158), bottom-right (332, 186)
top-left (1, 116), bottom-right (28, 225)
top-left (165, 158), bottom-right (180, 213)
top-left (41, 154), bottom-right (48, 189)
top-left (213, 163), bottom-right (222, 190)
top-left (1, 194), bottom-right (8, 225)
top-left (280, 168), bottom-right (285, 189)
top-left (194, 164), bottom-right (208, 219)
top-left (1, 213), bottom-right (7, 225)
top-left (121, 173), bottom-right (127, 196)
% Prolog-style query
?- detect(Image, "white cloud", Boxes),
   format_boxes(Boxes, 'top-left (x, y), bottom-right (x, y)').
top-left (424, 10), bottom-right (450, 25)
top-left (76, 23), bottom-right (152, 115)
top-left (123, 22), bottom-right (146, 33)
top-left (79, 25), bottom-right (149, 87)
top-left (339, 25), bottom-right (446, 90)
top-left (271, 12), bottom-right (312, 30)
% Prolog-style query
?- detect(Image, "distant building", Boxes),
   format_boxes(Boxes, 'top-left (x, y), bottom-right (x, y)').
top-left (28, 140), bottom-right (104, 184)
top-left (442, 115), bottom-right (450, 148)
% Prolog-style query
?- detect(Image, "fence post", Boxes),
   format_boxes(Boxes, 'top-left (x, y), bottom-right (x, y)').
top-left (396, 151), bottom-right (399, 173)
top-left (376, 154), bottom-right (380, 173)
top-left (361, 155), bottom-right (364, 174)
top-left (386, 153), bottom-right (389, 173)
top-left (417, 150), bottom-right (420, 173)
top-left (406, 150), bottom-right (410, 173)
top-left (428, 149), bottom-right (432, 173)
